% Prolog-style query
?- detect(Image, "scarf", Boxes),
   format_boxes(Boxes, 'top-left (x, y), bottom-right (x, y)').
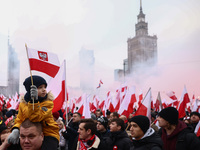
top-left (78, 134), bottom-right (95, 150)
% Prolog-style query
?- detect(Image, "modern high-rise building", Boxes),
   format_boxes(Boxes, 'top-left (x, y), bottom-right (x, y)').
top-left (0, 36), bottom-right (20, 96)
top-left (115, 0), bottom-right (157, 80)
top-left (79, 47), bottom-right (95, 92)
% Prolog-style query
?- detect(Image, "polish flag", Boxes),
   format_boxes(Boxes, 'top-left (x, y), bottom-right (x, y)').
top-left (154, 92), bottom-right (162, 112)
top-left (90, 95), bottom-right (98, 113)
top-left (177, 86), bottom-right (190, 118)
top-left (135, 88), bottom-right (152, 121)
top-left (113, 89), bottom-right (121, 111)
top-left (138, 90), bottom-right (143, 106)
top-left (195, 120), bottom-right (200, 137)
top-left (102, 91), bottom-right (111, 116)
top-left (77, 93), bottom-right (87, 116)
top-left (96, 79), bottom-right (103, 89)
top-left (27, 47), bottom-right (60, 78)
top-left (166, 91), bottom-right (178, 108)
top-left (47, 61), bottom-right (66, 112)
top-left (82, 95), bottom-right (91, 118)
top-left (107, 98), bottom-right (115, 113)
top-left (118, 86), bottom-right (137, 118)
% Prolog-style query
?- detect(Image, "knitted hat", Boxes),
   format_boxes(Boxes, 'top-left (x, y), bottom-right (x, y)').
top-left (97, 116), bottom-right (108, 129)
top-left (5, 110), bottom-right (13, 118)
top-left (158, 107), bottom-right (178, 125)
top-left (130, 115), bottom-right (150, 134)
top-left (190, 111), bottom-right (200, 118)
top-left (23, 75), bottom-right (47, 92)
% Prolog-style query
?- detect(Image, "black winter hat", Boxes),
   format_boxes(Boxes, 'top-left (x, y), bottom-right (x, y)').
top-left (158, 107), bottom-right (178, 125)
top-left (97, 116), bottom-right (108, 129)
top-left (23, 75), bottom-right (47, 92)
top-left (130, 115), bottom-right (150, 134)
top-left (190, 111), bottom-right (200, 118)
top-left (5, 110), bottom-right (13, 118)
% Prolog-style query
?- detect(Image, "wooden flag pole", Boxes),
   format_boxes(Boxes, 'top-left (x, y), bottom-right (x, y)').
top-left (25, 43), bottom-right (34, 110)
top-left (64, 60), bottom-right (69, 126)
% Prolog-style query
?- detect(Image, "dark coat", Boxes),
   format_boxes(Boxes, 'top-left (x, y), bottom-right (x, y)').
top-left (62, 121), bottom-right (79, 150)
top-left (159, 120), bottom-right (200, 150)
top-left (130, 128), bottom-right (163, 150)
top-left (105, 130), bottom-right (132, 150)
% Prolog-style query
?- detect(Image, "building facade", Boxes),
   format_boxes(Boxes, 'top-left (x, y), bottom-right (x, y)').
top-left (0, 37), bottom-right (20, 97)
top-left (79, 47), bottom-right (95, 92)
top-left (115, 1), bottom-right (157, 80)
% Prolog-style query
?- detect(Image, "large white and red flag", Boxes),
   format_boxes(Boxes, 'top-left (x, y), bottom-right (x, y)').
top-left (118, 86), bottom-right (137, 118)
top-left (177, 86), bottom-right (190, 118)
top-left (135, 88), bottom-right (152, 121)
top-left (166, 91), bottom-right (179, 108)
top-left (47, 61), bottom-right (66, 113)
top-left (77, 93), bottom-right (87, 116)
top-left (27, 46), bottom-right (60, 78)
top-left (82, 95), bottom-right (91, 118)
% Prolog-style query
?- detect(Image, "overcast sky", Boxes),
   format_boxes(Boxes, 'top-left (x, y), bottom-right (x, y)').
top-left (0, 0), bottom-right (200, 100)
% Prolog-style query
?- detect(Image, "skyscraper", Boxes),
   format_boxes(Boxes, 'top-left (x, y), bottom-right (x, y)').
top-left (115, 0), bottom-right (157, 80)
top-left (127, 0), bottom-right (157, 74)
top-left (0, 36), bottom-right (20, 96)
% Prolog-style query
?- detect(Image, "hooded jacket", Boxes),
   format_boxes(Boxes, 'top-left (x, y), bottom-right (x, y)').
top-left (12, 92), bottom-right (60, 142)
top-left (130, 128), bottom-right (163, 150)
top-left (159, 120), bottom-right (200, 150)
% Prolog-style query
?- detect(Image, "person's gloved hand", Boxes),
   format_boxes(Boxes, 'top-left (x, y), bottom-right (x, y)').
top-left (30, 85), bottom-right (38, 101)
top-left (7, 129), bottom-right (19, 144)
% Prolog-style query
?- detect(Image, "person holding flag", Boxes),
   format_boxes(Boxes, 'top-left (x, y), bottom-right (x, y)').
top-left (7, 75), bottom-right (60, 150)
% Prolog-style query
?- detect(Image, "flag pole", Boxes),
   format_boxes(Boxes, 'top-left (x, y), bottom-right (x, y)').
top-left (64, 60), bottom-right (69, 126)
top-left (25, 43), bottom-right (34, 110)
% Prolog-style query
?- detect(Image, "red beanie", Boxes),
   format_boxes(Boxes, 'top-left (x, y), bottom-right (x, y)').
top-left (53, 112), bottom-right (60, 120)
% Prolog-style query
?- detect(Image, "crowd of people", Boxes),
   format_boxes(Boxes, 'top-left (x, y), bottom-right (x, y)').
top-left (0, 75), bottom-right (200, 150)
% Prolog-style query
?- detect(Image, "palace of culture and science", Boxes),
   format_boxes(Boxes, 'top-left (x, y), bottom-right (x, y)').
top-left (115, 0), bottom-right (157, 81)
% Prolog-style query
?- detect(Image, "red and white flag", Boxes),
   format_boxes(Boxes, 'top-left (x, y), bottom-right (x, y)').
top-left (118, 86), bottom-right (137, 118)
top-left (82, 95), bottom-right (91, 118)
top-left (195, 120), bottom-right (200, 137)
top-left (135, 88), bottom-right (152, 121)
top-left (166, 91), bottom-right (178, 108)
top-left (154, 92), bottom-right (162, 112)
top-left (47, 61), bottom-right (66, 112)
top-left (27, 47), bottom-right (60, 78)
top-left (138, 90), bottom-right (143, 106)
top-left (96, 79), bottom-right (103, 89)
top-left (177, 86), bottom-right (190, 118)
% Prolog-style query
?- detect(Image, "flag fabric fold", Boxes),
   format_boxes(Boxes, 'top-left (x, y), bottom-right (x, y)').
top-left (135, 88), bottom-right (152, 121)
top-left (47, 61), bottom-right (66, 112)
top-left (177, 86), bottom-right (190, 118)
top-left (27, 47), bottom-right (60, 77)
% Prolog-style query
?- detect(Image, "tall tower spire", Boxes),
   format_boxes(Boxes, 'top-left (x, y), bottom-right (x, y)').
top-left (135, 0), bottom-right (148, 36)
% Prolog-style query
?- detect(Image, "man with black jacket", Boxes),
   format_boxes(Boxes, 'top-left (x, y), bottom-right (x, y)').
top-left (62, 112), bottom-right (81, 150)
top-left (157, 107), bottom-right (200, 150)
top-left (129, 115), bottom-right (163, 150)
top-left (105, 118), bottom-right (132, 150)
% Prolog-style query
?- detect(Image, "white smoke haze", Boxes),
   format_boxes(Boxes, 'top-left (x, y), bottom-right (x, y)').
top-left (0, 0), bottom-right (200, 102)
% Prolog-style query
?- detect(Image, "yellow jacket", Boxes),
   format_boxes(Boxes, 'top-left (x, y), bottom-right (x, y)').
top-left (13, 92), bottom-right (60, 142)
